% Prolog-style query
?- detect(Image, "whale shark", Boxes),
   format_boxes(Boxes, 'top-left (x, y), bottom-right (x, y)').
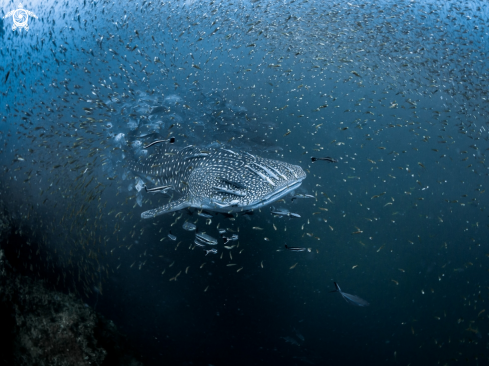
top-left (126, 143), bottom-right (306, 219)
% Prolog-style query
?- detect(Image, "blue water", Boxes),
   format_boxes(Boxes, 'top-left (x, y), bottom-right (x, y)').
top-left (1, 0), bottom-right (488, 364)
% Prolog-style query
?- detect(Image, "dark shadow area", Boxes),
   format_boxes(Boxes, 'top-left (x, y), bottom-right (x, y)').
top-left (0, 204), bottom-right (145, 366)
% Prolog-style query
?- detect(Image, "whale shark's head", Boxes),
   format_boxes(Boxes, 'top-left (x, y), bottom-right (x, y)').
top-left (186, 152), bottom-right (306, 213)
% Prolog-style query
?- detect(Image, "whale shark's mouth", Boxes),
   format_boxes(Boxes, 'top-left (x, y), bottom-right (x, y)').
top-left (204, 178), bottom-right (305, 213)
top-left (248, 180), bottom-right (304, 209)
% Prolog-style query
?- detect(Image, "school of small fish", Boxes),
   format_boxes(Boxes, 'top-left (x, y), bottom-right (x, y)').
top-left (0, 0), bottom-right (488, 363)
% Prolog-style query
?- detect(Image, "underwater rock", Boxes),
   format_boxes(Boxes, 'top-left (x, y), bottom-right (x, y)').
top-left (0, 201), bottom-right (10, 244)
top-left (0, 204), bottom-right (143, 366)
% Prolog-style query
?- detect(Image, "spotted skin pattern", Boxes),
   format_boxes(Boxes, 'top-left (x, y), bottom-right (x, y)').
top-left (126, 144), bottom-right (306, 219)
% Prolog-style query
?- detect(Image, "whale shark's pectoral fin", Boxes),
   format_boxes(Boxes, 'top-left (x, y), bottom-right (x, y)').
top-left (141, 196), bottom-right (190, 219)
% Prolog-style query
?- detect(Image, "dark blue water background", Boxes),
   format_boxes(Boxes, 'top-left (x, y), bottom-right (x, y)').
top-left (0, 0), bottom-right (488, 364)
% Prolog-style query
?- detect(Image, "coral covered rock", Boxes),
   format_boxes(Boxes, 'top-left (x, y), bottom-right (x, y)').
top-left (0, 203), bottom-right (143, 366)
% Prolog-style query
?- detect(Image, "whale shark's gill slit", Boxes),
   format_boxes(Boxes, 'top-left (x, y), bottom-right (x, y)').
top-left (244, 151), bottom-right (257, 161)
top-left (283, 165), bottom-right (298, 179)
top-left (212, 186), bottom-right (246, 197)
top-left (266, 163), bottom-right (287, 180)
top-left (252, 162), bottom-right (279, 180)
top-left (220, 177), bottom-right (246, 189)
top-left (245, 164), bottom-right (275, 186)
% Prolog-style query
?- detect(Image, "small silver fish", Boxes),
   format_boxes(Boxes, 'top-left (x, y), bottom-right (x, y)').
top-left (143, 137), bottom-right (175, 149)
top-left (145, 185), bottom-right (171, 193)
top-left (197, 211), bottom-right (213, 218)
top-left (271, 207), bottom-right (301, 218)
top-left (311, 156), bottom-right (337, 163)
top-left (291, 194), bottom-right (314, 201)
top-left (182, 221), bottom-right (196, 231)
top-left (285, 245), bottom-right (306, 252)
top-left (195, 232), bottom-right (218, 245)
top-left (331, 282), bottom-right (369, 307)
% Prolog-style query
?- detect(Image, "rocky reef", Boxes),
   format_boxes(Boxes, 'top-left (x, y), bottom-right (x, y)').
top-left (0, 203), bottom-right (143, 366)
